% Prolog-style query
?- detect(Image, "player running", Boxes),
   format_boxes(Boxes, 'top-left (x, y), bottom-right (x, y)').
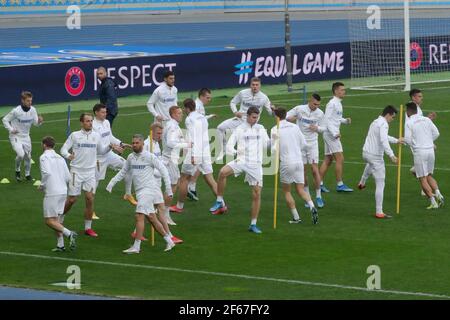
top-left (210, 107), bottom-right (270, 234)
top-left (61, 113), bottom-right (116, 237)
top-left (271, 108), bottom-right (318, 224)
top-left (2, 91), bottom-right (43, 182)
top-left (187, 88), bottom-right (217, 200)
top-left (287, 93), bottom-right (325, 208)
top-left (319, 82), bottom-right (353, 193)
top-left (39, 136), bottom-right (77, 252)
top-left (92, 103), bottom-right (136, 210)
top-left (147, 70), bottom-right (178, 126)
top-left (357, 106), bottom-right (403, 219)
top-left (403, 102), bottom-right (444, 210)
top-left (107, 134), bottom-right (176, 253)
top-left (163, 106), bottom-right (192, 215)
top-left (171, 99), bottom-right (217, 213)
top-left (216, 77), bottom-right (273, 161)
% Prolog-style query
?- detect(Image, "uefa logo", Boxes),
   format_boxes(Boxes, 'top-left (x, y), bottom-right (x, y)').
top-left (65, 66), bottom-right (86, 96)
top-left (410, 42), bottom-right (423, 70)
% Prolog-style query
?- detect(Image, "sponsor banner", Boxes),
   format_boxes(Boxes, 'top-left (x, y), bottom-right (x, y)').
top-left (0, 43), bottom-right (350, 106)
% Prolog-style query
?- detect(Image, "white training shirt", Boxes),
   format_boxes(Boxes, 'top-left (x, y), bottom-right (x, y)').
top-left (286, 104), bottom-right (325, 143)
top-left (108, 150), bottom-right (172, 196)
top-left (362, 116), bottom-right (398, 158)
top-left (39, 149), bottom-right (70, 197)
top-left (226, 121), bottom-right (270, 165)
top-left (230, 89), bottom-right (272, 119)
top-left (404, 104), bottom-right (423, 139)
top-left (404, 114), bottom-right (439, 152)
top-left (195, 98), bottom-right (214, 120)
top-left (2, 105), bottom-right (40, 137)
top-left (271, 120), bottom-right (307, 165)
top-left (147, 82), bottom-right (178, 121)
top-left (162, 118), bottom-right (190, 164)
top-left (184, 110), bottom-right (210, 162)
top-left (323, 96), bottom-right (349, 137)
top-left (60, 129), bottom-right (109, 171)
top-left (92, 118), bottom-right (121, 162)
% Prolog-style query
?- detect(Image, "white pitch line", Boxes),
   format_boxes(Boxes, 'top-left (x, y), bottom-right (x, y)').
top-left (0, 251), bottom-right (448, 299)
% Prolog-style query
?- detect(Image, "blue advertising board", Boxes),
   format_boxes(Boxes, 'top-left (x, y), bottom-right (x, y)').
top-left (0, 42), bottom-right (351, 106)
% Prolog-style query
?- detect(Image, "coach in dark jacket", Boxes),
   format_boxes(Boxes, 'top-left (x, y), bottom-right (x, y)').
top-left (97, 67), bottom-right (119, 126)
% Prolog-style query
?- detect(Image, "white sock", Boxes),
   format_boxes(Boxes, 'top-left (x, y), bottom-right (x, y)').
top-left (290, 208), bottom-right (300, 220)
top-left (188, 182), bottom-right (196, 192)
top-left (133, 239), bottom-right (141, 250)
top-left (337, 181), bottom-right (344, 186)
top-left (176, 201), bottom-right (184, 209)
top-left (84, 220), bottom-right (92, 230)
top-left (361, 163), bottom-right (372, 185)
top-left (168, 232), bottom-right (173, 238)
top-left (24, 156), bottom-right (31, 176)
top-left (307, 200), bottom-right (315, 209)
top-left (316, 189), bottom-right (321, 198)
top-left (217, 196), bottom-right (224, 203)
top-left (57, 235), bottom-right (64, 248)
top-left (163, 234), bottom-right (172, 244)
top-left (320, 181), bottom-right (323, 186)
top-left (375, 177), bottom-right (385, 214)
top-left (15, 156), bottom-right (21, 172)
top-left (431, 197), bottom-right (438, 206)
top-left (435, 189), bottom-right (443, 198)
top-left (251, 218), bottom-right (257, 225)
top-left (62, 228), bottom-right (72, 237)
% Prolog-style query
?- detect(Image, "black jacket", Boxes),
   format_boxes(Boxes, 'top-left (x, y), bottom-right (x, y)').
top-left (99, 77), bottom-right (118, 115)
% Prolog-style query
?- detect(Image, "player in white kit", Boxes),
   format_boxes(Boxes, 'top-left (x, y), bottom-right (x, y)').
top-left (357, 106), bottom-right (402, 219)
top-left (271, 108), bottom-right (319, 224)
top-left (210, 107), bottom-right (270, 234)
top-left (163, 106), bottom-right (192, 215)
top-left (319, 82), bottom-right (353, 193)
top-left (147, 70), bottom-right (178, 126)
top-left (288, 93), bottom-right (325, 208)
top-left (403, 102), bottom-right (444, 210)
top-left (216, 77), bottom-right (273, 161)
top-left (187, 88), bottom-right (217, 201)
top-left (61, 113), bottom-right (117, 238)
top-left (92, 103), bottom-right (136, 210)
top-left (171, 99), bottom-right (217, 213)
top-left (2, 91), bottom-right (43, 181)
top-left (39, 136), bottom-right (77, 252)
top-left (107, 134), bottom-right (176, 253)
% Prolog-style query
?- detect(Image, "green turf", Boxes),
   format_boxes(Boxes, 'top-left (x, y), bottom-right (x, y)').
top-left (0, 81), bottom-right (449, 300)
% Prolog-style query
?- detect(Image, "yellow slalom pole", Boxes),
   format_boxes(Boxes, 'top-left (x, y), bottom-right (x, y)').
top-left (149, 126), bottom-right (155, 246)
top-left (273, 117), bottom-right (280, 229)
top-left (396, 104), bottom-right (404, 214)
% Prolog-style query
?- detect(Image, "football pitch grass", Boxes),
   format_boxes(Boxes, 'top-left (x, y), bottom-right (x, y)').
top-left (0, 81), bottom-right (449, 299)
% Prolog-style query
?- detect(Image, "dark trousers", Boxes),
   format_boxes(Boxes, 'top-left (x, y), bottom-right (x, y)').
top-left (106, 112), bottom-right (117, 127)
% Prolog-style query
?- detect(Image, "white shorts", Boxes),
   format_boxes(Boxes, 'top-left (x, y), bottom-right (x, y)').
top-left (227, 160), bottom-right (263, 187)
top-left (217, 117), bottom-right (243, 132)
top-left (413, 150), bottom-right (435, 178)
top-left (181, 161), bottom-right (213, 176)
top-left (43, 195), bottom-right (66, 218)
top-left (136, 193), bottom-right (157, 216)
top-left (280, 162), bottom-right (305, 184)
top-left (68, 169), bottom-right (96, 196)
top-left (9, 135), bottom-right (31, 158)
top-left (323, 133), bottom-right (343, 155)
top-left (303, 141), bottom-right (319, 164)
top-left (163, 158), bottom-right (180, 185)
top-left (362, 152), bottom-right (385, 180)
top-left (96, 152), bottom-right (126, 181)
